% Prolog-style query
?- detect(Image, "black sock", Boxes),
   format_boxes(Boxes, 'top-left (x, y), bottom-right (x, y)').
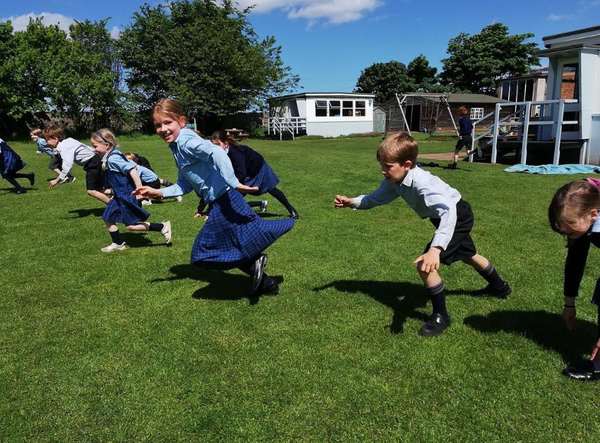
top-left (428, 281), bottom-right (448, 317)
top-left (269, 188), bottom-right (296, 214)
top-left (162, 179), bottom-right (173, 187)
top-left (148, 223), bottom-right (163, 232)
top-left (248, 201), bottom-right (262, 208)
top-left (109, 230), bottom-right (124, 245)
top-left (477, 262), bottom-right (505, 289)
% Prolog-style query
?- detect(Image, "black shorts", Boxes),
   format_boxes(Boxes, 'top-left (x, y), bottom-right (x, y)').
top-left (425, 199), bottom-right (477, 265)
top-left (83, 154), bottom-right (104, 191)
top-left (48, 155), bottom-right (62, 170)
top-left (144, 178), bottom-right (161, 189)
top-left (455, 134), bottom-right (472, 151)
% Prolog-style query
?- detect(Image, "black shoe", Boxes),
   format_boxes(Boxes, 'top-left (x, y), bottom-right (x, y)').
top-left (249, 254), bottom-right (267, 295)
top-left (261, 280), bottom-right (279, 296)
top-left (472, 282), bottom-right (511, 299)
top-left (290, 210), bottom-right (299, 220)
top-left (563, 360), bottom-right (600, 382)
top-left (447, 163), bottom-right (457, 170)
top-left (418, 313), bottom-right (451, 337)
top-left (28, 173), bottom-right (35, 186)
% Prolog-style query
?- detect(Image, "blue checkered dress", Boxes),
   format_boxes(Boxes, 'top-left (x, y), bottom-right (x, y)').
top-left (191, 189), bottom-right (294, 269)
top-left (245, 162), bottom-right (280, 195)
top-left (102, 163), bottom-right (149, 226)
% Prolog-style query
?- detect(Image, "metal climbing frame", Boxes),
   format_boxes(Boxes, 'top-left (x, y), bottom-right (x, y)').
top-left (394, 93), bottom-right (458, 136)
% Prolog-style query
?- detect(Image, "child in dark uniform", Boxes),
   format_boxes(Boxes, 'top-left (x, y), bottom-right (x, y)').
top-left (91, 129), bottom-right (172, 252)
top-left (210, 130), bottom-right (298, 219)
top-left (0, 138), bottom-right (34, 194)
top-left (134, 99), bottom-right (294, 296)
top-left (549, 179), bottom-right (600, 381)
top-left (449, 106), bottom-right (473, 169)
top-left (335, 131), bottom-right (511, 337)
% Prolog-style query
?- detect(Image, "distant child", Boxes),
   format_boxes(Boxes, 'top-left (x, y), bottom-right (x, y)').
top-left (548, 179), bottom-right (600, 381)
top-left (134, 98), bottom-right (294, 296)
top-left (44, 125), bottom-right (109, 204)
top-left (91, 129), bottom-right (172, 252)
top-left (210, 130), bottom-right (297, 218)
top-left (0, 138), bottom-right (34, 194)
top-left (449, 106), bottom-right (473, 169)
top-left (335, 131), bottom-right (511, 337)
top-left (123, 152), bottom-right (182, 206)
top-left (30, 128), bottom-right (75, 182)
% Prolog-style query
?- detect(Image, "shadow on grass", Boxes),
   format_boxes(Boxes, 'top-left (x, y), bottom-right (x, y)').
top-left (314, 280), bottom-right (429, 334)
top-left (464, 310), bottom-right (598, 364)
top-left (65, 207), bottom-right (105, 218)
top-left (151, 263), bottom-right (282, 306)
top-left (120, 232), bottom-right (167, 248)
top-left (0, 186), bottom-right (35, 194)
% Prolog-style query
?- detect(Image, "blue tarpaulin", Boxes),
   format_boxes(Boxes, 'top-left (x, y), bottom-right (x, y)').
top-left (504, 164), bottom-right (600, 175)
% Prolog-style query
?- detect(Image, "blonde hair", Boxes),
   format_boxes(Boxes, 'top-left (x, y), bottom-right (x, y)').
top-left (376, 131), bottom-right (418, 166)
top-left (91, 129), bottom-right (118, 151)
top-left (43, 125), bottom-right (66, 141)
top-left (30, 128), bottom-right (43, 137)
top-left (548, 180), bottom-right (600, 233)
top-left (124, 152), bottom-right (139, 163)
top-left (152, 98), bottom-right (187, 122)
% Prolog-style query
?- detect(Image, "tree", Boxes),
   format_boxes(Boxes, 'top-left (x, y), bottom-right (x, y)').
top-left (354, 61), bottom-right (411, 103)
top-left (440, 23), bottom-right (540, 94)
top-left (406, 54), bottom-right (439, 92)
top-left (117, 0), bottom-right (299, 119)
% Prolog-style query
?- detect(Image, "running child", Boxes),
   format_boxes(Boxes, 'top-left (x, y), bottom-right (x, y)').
top-left (30, 128), bottom-right (75, 182)
top-left (91, 129), bottom-right (172, 252)
top-left (134, 99), bottom-right (294, 296)
top-left (548, 179), bottom-right (600, 381)
top-left (211, 130), bottom-right (298, 219)
top-left (44, 125), bottom-right (109, 204)
top-left (449, 106), bottom-right (473, 169)
top-left (123, 152), bottom-right (181, 205)
top-left (0, 138), bottom-right (34, 194)
top-left (335, 131), bottom-right (511, 337)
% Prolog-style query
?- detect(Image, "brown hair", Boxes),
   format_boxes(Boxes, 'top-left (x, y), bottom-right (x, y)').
top-left (43, 125), bottom-right (66, 141)
top-left (211, 130), bottom-right (238, 148)
top-left (152, 98), bottom-right (187, 122)
top-left (124, 152), bottom-right (139, 163)
top-left (548, 180), bottom-right (600, 233)
top-left (30, 128), bottom-right (43, 137)
top-left (376, 131), bottom-right (418, 166)
top-left (458, 106), bottom-right (469, 117)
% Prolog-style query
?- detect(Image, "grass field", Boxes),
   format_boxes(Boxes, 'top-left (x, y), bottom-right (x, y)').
top-left (2, 133), bottom-right (600, 442)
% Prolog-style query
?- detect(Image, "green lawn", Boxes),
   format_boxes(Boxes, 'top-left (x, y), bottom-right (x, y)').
top-left (2, 134), bottom-right (600, 442)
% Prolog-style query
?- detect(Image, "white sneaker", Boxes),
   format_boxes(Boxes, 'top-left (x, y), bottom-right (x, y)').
top-left (141, 199), bottom-right (152, 206)
top-left (260, 200), bottom-right (268, 213)
top-left (161, 221), bottom-right (172, 244)
top-left (101, 242), bottom-right (127, 252)
top-left (175, 196), bottom-right (183, 202)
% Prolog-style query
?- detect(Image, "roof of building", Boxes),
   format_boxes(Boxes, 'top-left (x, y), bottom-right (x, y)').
top-left (378, 93), bottom-right (508, 107)
top-left (270, 92), bottom-right (376, 101)
top-left (542, 25), bottom-right (600, 44)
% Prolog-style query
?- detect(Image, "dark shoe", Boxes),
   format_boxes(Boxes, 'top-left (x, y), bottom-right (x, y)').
top-left (419, 313), bottom-right (451, 337)
top-left (563, 360), bottom-right (600, 382)
top-left (261, 280), bottom-right (279, 296)
top-left (249, 254), bottom-right (267, 295)
top-left (290, 210), bottom-right (299, 219)
top-left (28, 173), bottom-right (35, 186)
top-left (447, 163), bottom-right (457, 170)
top-left (472, 282), bottom-right (511, 299)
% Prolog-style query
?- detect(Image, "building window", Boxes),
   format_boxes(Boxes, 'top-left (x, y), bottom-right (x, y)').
top-left (342, 101), bottom-right (354, 116)
top-left (470, 107), bottom-right (484, 120)
top-left (329, 100), bottom-right (341, 117)
top-left (315, 100), bottom-right (327, 117)
top-left (560, 63), bottom-right (578, 101)
top-left (355, 101), bottom-right (366, 116)
top-left (314, 99), bottom-right (368, 117)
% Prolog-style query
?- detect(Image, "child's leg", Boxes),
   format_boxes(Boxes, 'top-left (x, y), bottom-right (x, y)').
top-left (127, 221), bottom-right (172, 244)
top-left (238, 254), bottom-right (277, 295)
top-left (106, 222), bottom-right (124, 245)
top-left (268, 187), bottom-right (298, 217)
top-left (417, 265), bottom-right (447, 317)
top-left (87, 189), bottom-right (110, 204)
top-left (160, 178), bottom-right (173, 187)
top-left (3, 175), bottom-right (26, 192)
top-left (463, 254), bottom-right (511, 297)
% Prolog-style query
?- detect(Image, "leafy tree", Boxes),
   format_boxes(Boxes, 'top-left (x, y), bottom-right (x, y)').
top-left (117, 0), bottom-right (299, 120)
top-left (440, 23), bottom-right (540, 94)
top-left (406, 54), bottom-right (439, 92)
top-left (354, 61), bottom-right (411, 103)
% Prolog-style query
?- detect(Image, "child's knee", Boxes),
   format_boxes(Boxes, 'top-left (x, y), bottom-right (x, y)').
top-left (86, 189), bottom-right (96, 196)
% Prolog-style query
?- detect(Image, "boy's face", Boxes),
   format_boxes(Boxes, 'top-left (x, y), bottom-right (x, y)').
top-left (153, 112), bottom-right (186, 144)
top-left (379, 159), bottom-right (411, 183)
top-left (30, 133), bottom-right (39, 142)
top-left (46, 136), bottom-right (59, 149)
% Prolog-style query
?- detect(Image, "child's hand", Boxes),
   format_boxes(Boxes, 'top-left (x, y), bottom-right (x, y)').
top-left (562, 305), bottom-right (577, 331)
top-left (334, 195), bottom-right (353, 208)
top-left (49, 178), bottom-right (60, 189)
top-left (132, 186), bottom-right (162, 199)
top-left (236, 184), bottom-right (258, 194)
top-left (413, 247), bottom-right (441, 274)
top-left (36, 151), bottom-right (42, 155)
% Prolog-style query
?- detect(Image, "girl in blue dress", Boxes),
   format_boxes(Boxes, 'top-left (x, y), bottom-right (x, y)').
top-left (0, 138), bottom-right (34, 194)
top-left (91, 129), bottom-right (172, 253)
top-left (210, 130), bottom-right (298, 219)
top-left (133, 99), bottom-right (294, 296)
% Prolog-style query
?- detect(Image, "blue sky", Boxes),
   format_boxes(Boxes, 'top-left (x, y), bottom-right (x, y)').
top-left (2, 0), bottom-right (599, 93)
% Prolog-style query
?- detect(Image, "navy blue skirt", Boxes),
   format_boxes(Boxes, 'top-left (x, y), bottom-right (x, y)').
top-left (246, 162), bottom-right (280, 195)
top-left (102, 168), bottom-right (149, 225)
top-left (191, 189), bottom-right (294, 270)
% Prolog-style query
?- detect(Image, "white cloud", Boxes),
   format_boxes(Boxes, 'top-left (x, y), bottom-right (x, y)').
top-left (233, 0), bottom-right (383, 25)
top-left (4, 12), bottom-right (76, 33)
top-left (110, 26), bottom-right (121, 39)
top-left (547, 0), bottom-right (599, 21)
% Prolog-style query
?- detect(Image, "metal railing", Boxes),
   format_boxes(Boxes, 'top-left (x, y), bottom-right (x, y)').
top-left (267, 117), bottom-right (307, 141)
top-left (470, 99), bottom-right (580, 165)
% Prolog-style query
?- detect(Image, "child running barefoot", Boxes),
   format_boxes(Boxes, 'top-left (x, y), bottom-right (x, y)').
top-left (0, 138), bottom-right (34, 194)
top-left (134, 99), bottom-right (294, 296)
top-left (549, 179), bottom-right (600, 381)
top-left (91, 129), bottom-right (171, 252)
top-left (335, 131), bottom-right (511, 337)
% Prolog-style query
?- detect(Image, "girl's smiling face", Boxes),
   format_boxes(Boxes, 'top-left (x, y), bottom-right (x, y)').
top-left (153, 112), bottom-right (187, 143)
top-left (91, 139), bottom-right (110, 155)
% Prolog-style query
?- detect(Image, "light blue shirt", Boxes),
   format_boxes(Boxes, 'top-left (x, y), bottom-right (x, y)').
top-left (352, 166), bottom-right (462, 250)
top-left (36, 138), bottom-right (54, 156)
top-left (136, 164), bottom-right (159, 183)
top-left (103, 148), bottom-right (137, 174)
top-left (161, 128), bottom-right (240, 201)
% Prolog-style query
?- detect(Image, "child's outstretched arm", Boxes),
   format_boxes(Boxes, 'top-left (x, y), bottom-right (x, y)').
top-left (132, 186), bottom-right (163, 199)
top-left (413, 247), bottom-right (441, 273)
top-left (334, 195), bottom-right (354, 208)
